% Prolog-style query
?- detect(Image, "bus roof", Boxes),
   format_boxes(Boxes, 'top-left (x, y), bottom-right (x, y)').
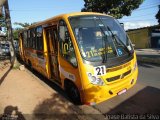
top-left (20, 12), bottom-right (112, 31)
top-left (64, 12), bottom-right (111, 17)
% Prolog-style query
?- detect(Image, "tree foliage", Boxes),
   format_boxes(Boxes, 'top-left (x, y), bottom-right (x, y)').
top-left (14, 22), bottom-right (31, 28)
top-left (81, 0), bottom-right (144, 19)
top-left (0, 0), bottom-right (6, 16)
top-left (13, 22), bottom-right (31, 40)
top-left (13, 28), bottom-right (21, 40)
top-left (156, 5), bottom-right (160, 24)
top-left (0, 15), bottom-right (5, 27)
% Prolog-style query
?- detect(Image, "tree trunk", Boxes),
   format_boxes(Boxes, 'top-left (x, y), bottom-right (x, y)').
top-left (4, 0), bottom-right (18, 67)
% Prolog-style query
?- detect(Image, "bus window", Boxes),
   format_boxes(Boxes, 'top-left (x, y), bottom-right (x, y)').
top-left (36, 26), bottom-right (43, 51)
top-left (59, 20), bottom-right (77, 67)
top-left (69, 16), bottom-right (133, 63)
top-left (23, 31), bottom-right (27, 48)
top-left (27, 30), bottom-right (30, 48)
top-left (30, 28), bottom-right (36, 49)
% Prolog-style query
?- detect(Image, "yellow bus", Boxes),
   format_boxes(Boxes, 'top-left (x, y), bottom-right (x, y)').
top-left (19, 12), bottom-right (138, 105)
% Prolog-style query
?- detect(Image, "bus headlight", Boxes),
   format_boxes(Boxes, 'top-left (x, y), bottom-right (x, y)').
top-left (133, 62), bottom-right (137, 72)
top-left (87, 73), bottom-right (105, 86)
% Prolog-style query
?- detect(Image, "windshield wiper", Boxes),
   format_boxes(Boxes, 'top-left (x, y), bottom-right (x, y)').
top-left (102, 35), bottom-right (108, 63)
top-left (94, 17), bottom-right (108, 63)
top-left (104, 25), bottom-right (131, 55)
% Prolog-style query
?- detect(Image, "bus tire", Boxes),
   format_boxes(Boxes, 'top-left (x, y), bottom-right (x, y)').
top-left (65, 80), bottom-right (81, 105)
top-left (28, 60), bottom-right (33, 70)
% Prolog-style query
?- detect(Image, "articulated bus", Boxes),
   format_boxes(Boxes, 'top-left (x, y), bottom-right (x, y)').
top-left (19, 12), bottom-right (138, 105)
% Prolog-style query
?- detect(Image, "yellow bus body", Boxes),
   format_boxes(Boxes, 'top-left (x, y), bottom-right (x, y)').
top-left (19, 12), bottom-right (138, 105)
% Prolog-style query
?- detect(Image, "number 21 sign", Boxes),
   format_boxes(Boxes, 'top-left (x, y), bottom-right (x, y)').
top-left (94, 65), bottom-right (106, 76)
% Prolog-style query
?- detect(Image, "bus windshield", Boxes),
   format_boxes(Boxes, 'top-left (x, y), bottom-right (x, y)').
top-left (69, 15), bottom-right (133, 62)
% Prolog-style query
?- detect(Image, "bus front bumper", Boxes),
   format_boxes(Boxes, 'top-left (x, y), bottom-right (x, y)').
top-left (82, 68), bottom-right (138, 105)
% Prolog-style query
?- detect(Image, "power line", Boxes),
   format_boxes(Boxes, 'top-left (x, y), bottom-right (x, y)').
top-left (9, 2), bottom-right (160, 12)
top-left (9, 6), bottom-right (79, 12)
top-left (9, 8), bottom-right (80, 12)
top-left (139, 2), bottom-right (160, 8)
top-left (120, 19), bottom-right (156, 22)
top-left (133, 5), bottom-right (159, 12)
top-left (121, 12), bottom-right (156, 20)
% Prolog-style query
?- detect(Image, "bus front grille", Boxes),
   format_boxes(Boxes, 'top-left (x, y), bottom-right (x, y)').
top-left (122, 70), bottom-right (131, 78)
top-left (106, 69), bottom-right (132, 82)
top-left (106, 75), bottom-right (120, 82)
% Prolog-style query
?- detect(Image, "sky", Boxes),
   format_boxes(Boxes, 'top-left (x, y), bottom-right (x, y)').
top-left (7, 0), bottom-right (160, 30)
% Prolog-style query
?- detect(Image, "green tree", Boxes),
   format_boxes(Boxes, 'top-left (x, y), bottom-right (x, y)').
top-left (13, 22), bottom-right (31, 40)
top-left (0, 0), bottom-right (6, 32)
top-left (13, 28), bottom-right (21, 40)
top-left (0, 15), bottom-right (5, 26)
top-left (81, 0), bottom-right (144, 19)
top-left (156, 5), bottom-right (160, 24)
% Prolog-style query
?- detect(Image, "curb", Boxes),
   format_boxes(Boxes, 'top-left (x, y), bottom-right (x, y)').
top-left (137, 56), bottom-right (160, 65)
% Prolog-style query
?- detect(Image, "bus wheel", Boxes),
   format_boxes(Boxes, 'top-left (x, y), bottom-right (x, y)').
top-left (65, 81), bottom-right (81, 105)
top-left (28, 60), bottom-right (33, 70)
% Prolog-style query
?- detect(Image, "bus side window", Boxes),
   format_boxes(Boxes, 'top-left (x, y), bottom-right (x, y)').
top-left (36, 26), bottom-right (43, 51)
top-left (36, 26), bottom-right (44, 58)
top-left (59, 20), bottom-right (77, 67)
top-left (31, 28), bottom-right (36, 49)
top-left (27, 30), bottom-right (30, 48)
top-left (23, 31), bottom-right (27, 48)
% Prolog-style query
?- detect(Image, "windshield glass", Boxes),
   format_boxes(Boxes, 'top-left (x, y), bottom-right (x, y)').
top-left (69, 15), bottom-right (133, 62)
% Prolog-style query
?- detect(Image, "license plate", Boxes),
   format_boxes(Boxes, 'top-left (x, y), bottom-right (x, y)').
top-left (117, 89), bottom-right (127, 95)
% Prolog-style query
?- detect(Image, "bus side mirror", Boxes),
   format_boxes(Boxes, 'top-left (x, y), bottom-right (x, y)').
top-left (132, 44), bottom-right (135, 47)
top-left (59, 26), bottom-right (65, 42)
top-left (120, 23), bottom-right (124, 29)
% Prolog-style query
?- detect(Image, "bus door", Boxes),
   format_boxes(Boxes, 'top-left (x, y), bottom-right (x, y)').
top-left (46, 26), bottom-right (60, 83)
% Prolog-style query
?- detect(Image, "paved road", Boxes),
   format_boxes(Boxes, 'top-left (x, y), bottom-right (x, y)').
top-left (138, 62), bottom-right (160, 88)
top-left (93, 62), bottom-right (160, 117)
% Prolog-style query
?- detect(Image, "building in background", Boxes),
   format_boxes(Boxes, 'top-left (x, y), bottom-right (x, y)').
top-left (127, 25), bottom-right (160, 49)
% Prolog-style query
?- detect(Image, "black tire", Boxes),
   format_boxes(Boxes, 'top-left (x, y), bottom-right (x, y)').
top-left (28, 60), bottom-right (33, 70)
top-left (65, 81), bottom-right (81, 105)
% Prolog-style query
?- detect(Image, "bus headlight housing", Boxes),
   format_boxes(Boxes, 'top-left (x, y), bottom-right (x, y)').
top-left (133, 62), bottom-right (137, 72)
top-left (87, 73), bottom-right (105, 86)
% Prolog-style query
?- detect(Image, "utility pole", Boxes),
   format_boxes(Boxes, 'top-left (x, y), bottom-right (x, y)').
top-left (4, 0), bottom-right (18, 67)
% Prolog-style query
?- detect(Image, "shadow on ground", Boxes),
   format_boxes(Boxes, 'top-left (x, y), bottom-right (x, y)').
top-left (27, 66), bottom-right (71, 102)
top-left (16, 59), bottom-right (89, 120)
top-left (106, 86), bottom-right (160, 116)
top-left (17, 56), bottom-right (73, 104)
top-left (0, 105), bottom-right (25, 120)
top-left (32, 93), bottom-right (83, 120)
top-left (25, 68), bottom-right (90, 120)
top-left (0, 67), bottom-right (12, 86)
top-left (0, 59), bottom-right (11, 85)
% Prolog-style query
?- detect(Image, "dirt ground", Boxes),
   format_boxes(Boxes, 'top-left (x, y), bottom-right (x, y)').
top-left (0, 61), bottom-right (98, 120)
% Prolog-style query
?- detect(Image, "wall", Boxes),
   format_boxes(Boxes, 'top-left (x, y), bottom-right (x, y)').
top-left (127, 28), bottom-right (150, 49)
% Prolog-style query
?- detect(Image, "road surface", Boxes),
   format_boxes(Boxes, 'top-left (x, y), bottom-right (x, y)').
top-left (94, 62), bottom-right (160, 117)
top-left (138, 62), bottom-right (160, 88)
